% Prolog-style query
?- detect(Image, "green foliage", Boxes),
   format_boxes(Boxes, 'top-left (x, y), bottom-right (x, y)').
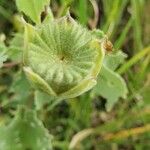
top-left (0, 43), bottom-right (7, 68)
top-left (0, 106), bottom-right (52, 150)
top-left (93, 51), bottom-right (128, 110)
top-left (103, 51), bottom-right (127, 71)
top-left (34, 91), bottom-right (54, 110)
top-left (102, 0), bottom-right (129, 37)
top-left (76, 0), bottom-right (88, 25)
top-left (16, 0), bottom-right (50, 24)
top-left (131, 0), bottom-right (143, 50)
top-left (9, 72), bottom-right (31, 103)
top-left (92, 65), bottom-right (128, 110)
top-left (8, 33), bottom-right (24, 61)
top-left (0, 0), bottom-right (149, 149)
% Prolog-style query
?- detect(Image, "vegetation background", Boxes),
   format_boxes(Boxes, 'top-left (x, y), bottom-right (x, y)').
top-left (0, 0), bottom-right (150, 149)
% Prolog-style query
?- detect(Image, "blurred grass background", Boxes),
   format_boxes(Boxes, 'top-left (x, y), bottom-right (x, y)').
top-left (0, 0), bottom-right (150, 150)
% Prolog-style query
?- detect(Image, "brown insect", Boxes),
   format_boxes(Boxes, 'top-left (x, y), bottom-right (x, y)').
top-left (103, 38), bottom-right (113, 52)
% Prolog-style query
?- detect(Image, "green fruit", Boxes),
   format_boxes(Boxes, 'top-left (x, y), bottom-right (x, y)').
top-left (23, 15), bottom-right (105, 99)
top-left (0, 107), bottom-right (52, 150)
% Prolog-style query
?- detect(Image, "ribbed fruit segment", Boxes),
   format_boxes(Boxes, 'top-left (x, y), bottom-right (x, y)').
top-left (27, 17), bottom-right (97, 94)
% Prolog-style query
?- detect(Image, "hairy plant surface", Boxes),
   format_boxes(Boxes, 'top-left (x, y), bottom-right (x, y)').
top-left (0, 0), bottom-right (149, 150)
top-left (23, 15), bottom-right (105, 99)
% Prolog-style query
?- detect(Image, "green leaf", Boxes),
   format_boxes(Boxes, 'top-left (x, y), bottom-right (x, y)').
top-left (16, 0), bottom-right (50, 24)
top-left (0, 106), bottom-right (52, 150)
top-left (35, 90), bottom-right (55, 110)
top-left (91, 29), bottom-right (105, 40)
top-left (9, 72), bottom-right (31, 103)
top-left (8, 33), bottom-right (24, 62)
top-left (103, 51), bottom-right (127, 71)
top-left (0, 43), bottom-right (7, 68)
top-left (92, 65), bottom-right (128, 111)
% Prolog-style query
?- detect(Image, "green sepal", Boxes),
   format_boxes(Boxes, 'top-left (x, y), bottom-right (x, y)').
top-left (43, 7), bottom-right (54, 23)
top-left (90, 39), bottom-right (105, 78)
top-left (91, 29), bottom-right (105, 40)
top-left (60, 78), bottom-right (96, 99)
top-left (23, 67), bottom-right (56, 96)
top-left (23, 23), bottom-right (36, 65)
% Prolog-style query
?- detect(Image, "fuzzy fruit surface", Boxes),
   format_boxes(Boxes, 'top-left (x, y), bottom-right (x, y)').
top-left (24, 16), bottom-right (105, 98)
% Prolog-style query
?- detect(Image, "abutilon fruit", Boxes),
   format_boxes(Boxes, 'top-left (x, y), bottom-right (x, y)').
top-left (23, 15), bottom-right (105, 100)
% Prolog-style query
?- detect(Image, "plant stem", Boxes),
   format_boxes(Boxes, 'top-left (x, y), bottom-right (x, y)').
top-left (48, 98), bottom-right (64, 111)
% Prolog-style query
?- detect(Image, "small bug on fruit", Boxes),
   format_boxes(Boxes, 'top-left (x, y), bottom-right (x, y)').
top-left (103, 38), bottom-right (113, 52)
